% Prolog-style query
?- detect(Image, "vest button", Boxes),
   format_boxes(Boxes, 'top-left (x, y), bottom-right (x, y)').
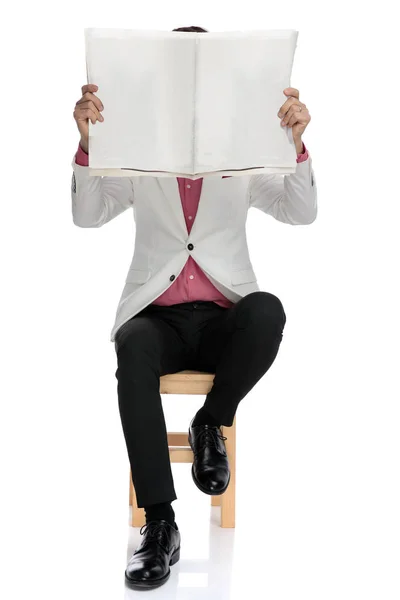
top-left (187, 243), bottom-right (194, 251)
top-left (169, 274), bottom-right (175, 281)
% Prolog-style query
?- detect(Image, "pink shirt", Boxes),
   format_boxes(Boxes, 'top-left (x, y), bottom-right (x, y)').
top-left (74, 143), bottom-right (309, 308)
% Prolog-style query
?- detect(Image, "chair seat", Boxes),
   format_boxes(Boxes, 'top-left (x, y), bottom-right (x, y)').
top-left (160, 370), bottom-right (215, 395)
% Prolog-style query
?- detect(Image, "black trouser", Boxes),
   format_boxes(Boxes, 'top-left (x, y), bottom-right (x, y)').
top-left (114, 291), bottom-right (286, 507)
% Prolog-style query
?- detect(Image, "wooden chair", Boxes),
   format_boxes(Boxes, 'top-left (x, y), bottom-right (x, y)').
top-left (129, 370), bottom-right (236, 528)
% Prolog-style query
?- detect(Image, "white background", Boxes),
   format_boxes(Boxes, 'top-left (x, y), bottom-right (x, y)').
top-left (1, 1), bottom-right (399, 599)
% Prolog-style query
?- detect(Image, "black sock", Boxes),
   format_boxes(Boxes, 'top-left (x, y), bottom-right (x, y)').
top-left (192, 406), bottom-right (221, 428)
top-left (144, 501), bottom-right (177, 528)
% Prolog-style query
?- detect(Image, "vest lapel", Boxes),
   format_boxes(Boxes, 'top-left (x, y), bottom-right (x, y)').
top-left (157, 178), bottom-right (188, 239)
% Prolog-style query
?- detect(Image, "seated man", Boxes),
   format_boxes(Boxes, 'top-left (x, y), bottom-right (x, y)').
top-left (71, 24), bottom-right (317, 591)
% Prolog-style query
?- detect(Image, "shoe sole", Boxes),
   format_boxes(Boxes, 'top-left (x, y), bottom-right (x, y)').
top-left (124, 546), bottom-right (180, 590)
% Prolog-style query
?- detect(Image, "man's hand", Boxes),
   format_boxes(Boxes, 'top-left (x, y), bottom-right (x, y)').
top-left (73, 84), bottom-right (104, 153)
top-left (278, 88), bottom-right (311, 153)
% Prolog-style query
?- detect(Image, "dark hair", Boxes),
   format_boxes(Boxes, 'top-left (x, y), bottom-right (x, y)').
top-left (172, 26), bottom-right (208, 33)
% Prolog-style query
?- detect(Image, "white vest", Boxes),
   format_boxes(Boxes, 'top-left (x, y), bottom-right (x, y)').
top-left (71, 156), bottom-right (317, 342)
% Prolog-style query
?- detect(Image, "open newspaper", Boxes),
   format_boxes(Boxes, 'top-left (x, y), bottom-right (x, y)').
top-left (85, 28), bottom-right (299, 178)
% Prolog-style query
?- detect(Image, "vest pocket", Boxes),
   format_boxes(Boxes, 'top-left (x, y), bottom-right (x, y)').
top-left (125, 269), bottom-right (151, 284)
top-left (231, 267), bottom-right (257, 285)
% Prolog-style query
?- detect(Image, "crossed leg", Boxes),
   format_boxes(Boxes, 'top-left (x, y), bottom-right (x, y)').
top-left (194, 291), bottom-right (287, 427)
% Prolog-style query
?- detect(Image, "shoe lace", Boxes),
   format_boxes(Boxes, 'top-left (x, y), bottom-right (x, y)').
top-left (139, 521), bottom-right (171, 553)
top-left (194, 427), bottom-right (227, 455)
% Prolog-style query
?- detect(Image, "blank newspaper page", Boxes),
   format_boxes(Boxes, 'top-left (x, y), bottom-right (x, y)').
top-left (85, 28), bottom-right (196, 175)
top-left (194, 30), bottom-right (299, 175)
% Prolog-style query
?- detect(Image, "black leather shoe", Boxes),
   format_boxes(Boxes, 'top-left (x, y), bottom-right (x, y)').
top-left (188, 418), bottom-right (230, 495)
top-left (125, 520), bottom-right (181, 590)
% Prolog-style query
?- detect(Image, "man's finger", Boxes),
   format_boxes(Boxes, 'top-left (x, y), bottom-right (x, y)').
top-left (287, 107), bottom-right (310, 128)
top-left (277, 98), bottom-right (302, 118)
top-left (81, 83), bottom-right (98, 95)
top-left (76, 99), bottom-right (103, 122)
top-left (286, 110), bottom-right (302, 128)
top-left (74, 106), bottom-right (98, 125)
top-left (81, 107), bottom-right (99, 125)
top-left (281, 103), bottom-right (305, 123)
top-left (283, 87), bottom-right (299, 99)
top-left (76, 91), bottom-right (104, 112)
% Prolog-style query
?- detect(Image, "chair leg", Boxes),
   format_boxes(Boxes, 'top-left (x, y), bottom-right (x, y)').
top-left (130, 475), bottom-right (146, 528)
top-left (211, 494), bottom-right (222, 506)
top-left (220, 418), bottom-right (236, 528)
top-left (129, 471), bottom-right (133, 506)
